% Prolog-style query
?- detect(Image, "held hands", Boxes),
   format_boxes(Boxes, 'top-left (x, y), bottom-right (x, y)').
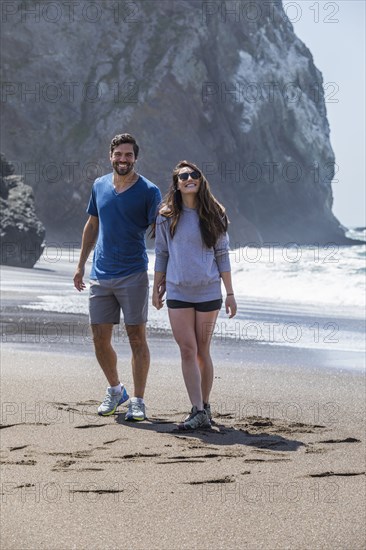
top-left (225, 294), bottom-right (237, 318)
top-left (152, 275), bottom-right (166, 310)
top-left (73, 267), bottom-right (86, 292)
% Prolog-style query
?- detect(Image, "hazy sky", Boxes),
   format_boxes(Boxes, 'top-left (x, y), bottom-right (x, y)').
top-left (290, 0), bottom-right (365, 228)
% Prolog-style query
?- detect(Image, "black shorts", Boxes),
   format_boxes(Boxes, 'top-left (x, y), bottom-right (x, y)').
top-left (166, 299), bottom-right (222, 312)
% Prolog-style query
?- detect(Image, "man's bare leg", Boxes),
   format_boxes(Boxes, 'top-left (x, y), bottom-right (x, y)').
top-left (91, 323), bottom-right (120, 386)
top-left (125, 323), bottom-right (150, 398)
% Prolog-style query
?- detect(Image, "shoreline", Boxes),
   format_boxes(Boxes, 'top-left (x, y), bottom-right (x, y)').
top-left (1, 252), bottom-right (365, 366)
top-left (1, 303), bottom-right (364, 374)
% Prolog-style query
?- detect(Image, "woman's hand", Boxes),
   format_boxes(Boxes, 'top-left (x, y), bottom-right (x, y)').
top-left (225, 295), bottom-right (237, 318)
top-left (157, 276), bottom-right (166, 300)
top-left (152, 274), bottom-right (166, 310)
top-left (152, 287), bottom-right (165, 309)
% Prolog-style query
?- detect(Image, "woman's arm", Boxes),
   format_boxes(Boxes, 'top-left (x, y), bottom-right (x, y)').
top-left (153, 215), bottom-right (169, 309)
top-left (220, 271), bottom-right (237, 319)
top-left (214, 233), bottom-right (237, 318)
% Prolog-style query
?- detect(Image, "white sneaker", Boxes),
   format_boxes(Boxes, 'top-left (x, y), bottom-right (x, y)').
top-left (97, 386), bottom-right (129, 416)
top-left (125, 397), bottom-right (146, 421)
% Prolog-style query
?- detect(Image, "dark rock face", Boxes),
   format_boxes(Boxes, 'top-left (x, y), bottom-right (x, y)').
top-left (0, 0), bottom-right (353, 244)
top-left (0, 155), bottom-right (45, 268)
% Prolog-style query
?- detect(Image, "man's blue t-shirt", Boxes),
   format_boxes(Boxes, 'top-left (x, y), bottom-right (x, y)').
top-left (87, 173), bottom-right (161, 279)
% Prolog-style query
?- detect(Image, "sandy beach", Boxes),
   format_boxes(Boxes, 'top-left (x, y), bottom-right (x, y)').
top-left (1, 257), bottom-right (365, 550)
top-left (1, 316), bottom-right (365, 549)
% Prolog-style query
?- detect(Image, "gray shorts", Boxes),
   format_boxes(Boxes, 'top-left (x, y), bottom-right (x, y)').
top-left (89, 272), bottom-right (149, 325)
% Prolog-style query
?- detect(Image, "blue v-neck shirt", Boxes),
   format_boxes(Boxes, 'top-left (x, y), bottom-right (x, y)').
top-left (87, 173), bottom-right (161, 279)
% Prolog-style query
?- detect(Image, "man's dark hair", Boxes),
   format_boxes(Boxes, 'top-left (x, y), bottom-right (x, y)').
top-left (110, 134), bottom-right (139, 158)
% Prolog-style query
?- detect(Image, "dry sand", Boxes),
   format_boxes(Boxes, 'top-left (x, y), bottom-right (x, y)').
top-left (1, 333), bottom-right (365, 550)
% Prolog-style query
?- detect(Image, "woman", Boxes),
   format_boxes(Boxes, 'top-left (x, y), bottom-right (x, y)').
top-left (152, 161), bottom-right (237, 430)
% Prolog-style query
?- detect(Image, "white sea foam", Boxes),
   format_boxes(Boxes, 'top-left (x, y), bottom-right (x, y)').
top-left (2, 240), bottom-right (364, 359)
top-left (222, 243), bottom-right (365, 311)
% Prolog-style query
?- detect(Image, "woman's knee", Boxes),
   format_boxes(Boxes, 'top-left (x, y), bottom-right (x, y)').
top-left (179, 342), bottom-right (197, 362)
top-left (197, 350), bottom-right (211, 364)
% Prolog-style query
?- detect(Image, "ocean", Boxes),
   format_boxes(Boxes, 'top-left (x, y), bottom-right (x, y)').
top-left (2, 228), bottom-right (364, 371)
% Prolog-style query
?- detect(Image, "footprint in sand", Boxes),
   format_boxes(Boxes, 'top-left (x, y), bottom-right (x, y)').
top-left (0, 422), bottom-right (49, 430)
top-left (185, 475), bottom-right (236, 485)
top-left (317, 437), bottom-right (361, 444)
top-left (47, 450), bottom-right (92, 459)
top-left (52, 459), bottom-right (76, 471)
top-left (307, 471), bottom-right (365, 477)
top-left (74, 424), bottom-right (108, 429)
top-left (9, 445), bottom-right (29, 451)
top-left (0, 459), bottom-right (36, 466)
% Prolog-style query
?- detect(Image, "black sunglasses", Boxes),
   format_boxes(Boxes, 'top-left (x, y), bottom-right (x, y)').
top-left (178, 170), bottom-right (201, 181)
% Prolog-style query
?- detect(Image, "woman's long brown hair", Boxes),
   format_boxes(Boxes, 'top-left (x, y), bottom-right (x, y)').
top-left (154, 160), bottom-right (228, 248)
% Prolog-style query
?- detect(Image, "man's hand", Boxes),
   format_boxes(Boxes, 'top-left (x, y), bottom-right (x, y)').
top-left (73, 216), bottom-right (98, 292)
top-left (152, 272), bottom-right (166, 309)
top-left (73, 267), bottom-right (86, 292)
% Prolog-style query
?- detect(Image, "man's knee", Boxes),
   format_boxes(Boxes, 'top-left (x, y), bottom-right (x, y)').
top-left (125, 324), bottom-right (147, 347)
top-left (91, 324), bottom-right (113, 350)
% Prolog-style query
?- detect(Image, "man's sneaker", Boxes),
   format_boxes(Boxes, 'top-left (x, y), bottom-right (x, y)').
top-left (204, 403), bottom-right (212, 422)
top-left (97, 386), bottom-right (129, 416)
top-left (125, 397), bottom-right (146, 421)
top-left (179, 406), bottom-right (211, 430)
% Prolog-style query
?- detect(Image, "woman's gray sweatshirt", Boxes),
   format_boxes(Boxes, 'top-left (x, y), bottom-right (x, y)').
top-left (154, 205), bottom-right (231, 301)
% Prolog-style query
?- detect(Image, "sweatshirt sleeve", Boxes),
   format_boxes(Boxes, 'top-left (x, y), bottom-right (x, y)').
top-left (214, 232), bottom-right (231, 273)
top-left (154, 215), bottom-right (169, 273)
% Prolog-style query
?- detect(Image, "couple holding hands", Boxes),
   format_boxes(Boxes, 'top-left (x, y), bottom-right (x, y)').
top-left (73, 133), bottom-right (237, 430)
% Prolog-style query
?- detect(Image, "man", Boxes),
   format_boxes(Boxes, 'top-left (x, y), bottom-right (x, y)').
top-left (73, 134), bottom-right (161, 420)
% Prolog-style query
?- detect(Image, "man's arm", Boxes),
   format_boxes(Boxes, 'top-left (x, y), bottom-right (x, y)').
top-left (73, 215), bottom-right (99, 291)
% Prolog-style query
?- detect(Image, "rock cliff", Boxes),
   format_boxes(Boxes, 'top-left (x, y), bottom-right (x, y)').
top-left (1, 0), bottom-right (353, 245)
top-left (0, 155), bottom-right (45, 268)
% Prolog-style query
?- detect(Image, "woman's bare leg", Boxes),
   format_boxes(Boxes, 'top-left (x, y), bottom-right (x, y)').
top-left (168, 307), bottom-right (203, 410)
top-left (195, 310), bottom-right (220, 404)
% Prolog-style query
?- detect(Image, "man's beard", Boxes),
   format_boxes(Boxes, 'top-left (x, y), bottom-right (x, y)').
top-left (113, 161), bottom-right (134, 176)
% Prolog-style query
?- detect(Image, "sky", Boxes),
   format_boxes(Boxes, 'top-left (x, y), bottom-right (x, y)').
top-left (290, 0), bottom-right (366, 228)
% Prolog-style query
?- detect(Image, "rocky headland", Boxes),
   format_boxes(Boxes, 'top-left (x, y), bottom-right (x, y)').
top-left (1, 0), bottom-right (356, 245)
